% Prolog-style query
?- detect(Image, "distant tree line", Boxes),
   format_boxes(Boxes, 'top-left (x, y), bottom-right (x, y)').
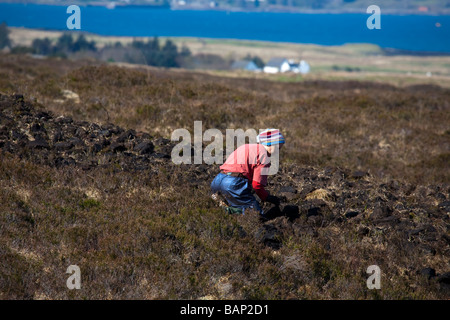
top-left (30, 34), bottom-right (97, 56)
top-left (102, 37), bottom-right (192, 68)
top-left (26, 33), bottom-right (192, 69)
top-left (0, 22), bottom-right (193, 68)
top-left (244, 54), bottom-right (264, 68)
top-left (0, 22), bottom-right (11, 49)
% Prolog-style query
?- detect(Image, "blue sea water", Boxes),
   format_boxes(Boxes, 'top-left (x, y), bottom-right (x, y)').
top-left (0, 3), bottom-right (449, 53)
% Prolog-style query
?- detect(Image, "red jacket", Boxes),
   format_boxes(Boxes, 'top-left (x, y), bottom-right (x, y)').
top-left (219, 144), bottom-right (270, 201)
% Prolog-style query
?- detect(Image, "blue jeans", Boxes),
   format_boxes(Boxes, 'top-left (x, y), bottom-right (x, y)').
top-left (211, 173), bottom-right (262, 214)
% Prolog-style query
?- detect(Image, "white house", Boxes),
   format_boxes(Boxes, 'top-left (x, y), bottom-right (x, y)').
top-left (299, 60), bottom-right (310, 74)
top-left (263, 57), bottom-right (291, 74)
top-left (289, 60), bottom-right (311, 74)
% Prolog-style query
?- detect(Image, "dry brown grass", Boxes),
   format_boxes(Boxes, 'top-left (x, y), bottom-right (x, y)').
top-left (3, 53), bottom-right (448, 184)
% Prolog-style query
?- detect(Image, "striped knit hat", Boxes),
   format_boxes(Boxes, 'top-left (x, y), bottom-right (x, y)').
top-left (257, 129), bottom-right (285, 146)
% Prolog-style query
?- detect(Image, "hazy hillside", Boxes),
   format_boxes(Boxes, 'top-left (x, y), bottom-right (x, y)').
top-left (0, 53), bottom-right (449, 299)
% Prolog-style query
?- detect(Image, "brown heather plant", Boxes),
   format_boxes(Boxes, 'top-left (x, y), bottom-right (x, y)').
top-left (0, 53), bottom-right (449, 299)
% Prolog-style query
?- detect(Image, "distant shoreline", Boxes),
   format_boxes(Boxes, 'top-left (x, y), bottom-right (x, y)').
top-left (1, 1), bottom-right (450, 16)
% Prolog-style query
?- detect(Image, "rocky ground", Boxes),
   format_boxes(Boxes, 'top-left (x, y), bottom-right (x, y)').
top-left (1, 92), bottom-right (449, 299)
top-left (0, 93), bottom-right (174, 171)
